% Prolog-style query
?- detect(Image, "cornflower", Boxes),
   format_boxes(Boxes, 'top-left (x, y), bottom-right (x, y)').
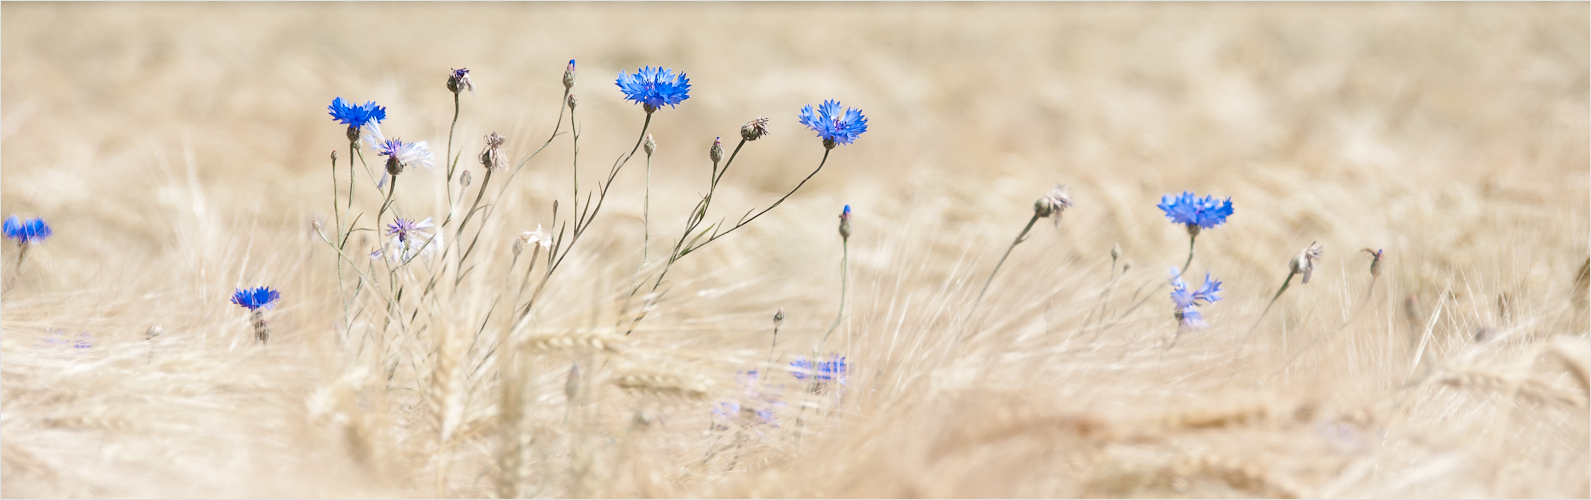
top-left (1169, 267), bottom-right (1223, 330)
top-left (231, 286), bottom-right (281, 345)
top-left (5, 215), bottom-right (52, 273)
top-left (790, 354), bottom-right (848, 392)
top-left (327, 97), bottom-right (386, 142)
top-left (1157, 191), bottom-right (1233, 276)
top-left (382, 217), bottom-right (442, 263)
top-left (615, 66), bottom-right (691, 113)
top-left (446, 68), bottom-right (475, 96)
top-left (973, 184), bottom-right (1073, 312)
top-left (798, 99), bottom-right (868, 149)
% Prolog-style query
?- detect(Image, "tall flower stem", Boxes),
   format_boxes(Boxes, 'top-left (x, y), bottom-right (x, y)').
top-left (819, 239), bottom-right (850, 354)
top-left (973, 214), bottom-right (1040, 312)
top-left (445, 92), bottom-right (461, 204)
top-left (1242, 270), bottom-right (1298, 355)
top-left (1268, 275), bottom-right (1379, 379)
top-left (1178, 231), bottom-right (1198, 279)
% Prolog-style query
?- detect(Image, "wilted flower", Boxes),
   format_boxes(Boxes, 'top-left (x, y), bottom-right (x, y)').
top-left (1157, 191), bottom-right (1234, 235)
top-left (1169, 267), bottom-right (1222, 329)
top-left (741, 116), bottom-right (771, 141)
top-left (1290, 242), bottom-right (1325, 284)
top-left (446, 68), bottom-right (475, 96)
top-left (798, 100), bottom-right (868, 149)
top-left (231, 286), bottom-right (282, 311)
top-left (615, 66), bottom-right (691, 113)
top-left (479, 132), bottom-right (506, 170)
top-left (4, 216), bottom-right (52, 245)
top-left (517, 225), bottom-right (552, 251)
top-left (1033, 184), bottom-right (1073, 226)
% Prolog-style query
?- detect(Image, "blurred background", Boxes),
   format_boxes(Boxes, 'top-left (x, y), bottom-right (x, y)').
top-left (3, 3), bottom-right (1587, 498)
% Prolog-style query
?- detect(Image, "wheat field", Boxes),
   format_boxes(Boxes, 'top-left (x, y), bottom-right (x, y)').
top-left (2, 2), bottom-right (1588, 498)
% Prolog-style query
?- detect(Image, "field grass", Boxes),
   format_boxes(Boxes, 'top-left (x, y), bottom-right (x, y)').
top-left (2, 2), bottom-right (1588, 498)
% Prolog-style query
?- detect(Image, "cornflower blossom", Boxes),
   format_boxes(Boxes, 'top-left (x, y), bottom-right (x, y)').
top-left (1157, 191), bottom-right (1234, 234)
top-left (382, 217), bottom-right (442, 263)
top-left (231, 286), bottom-right (281, 311)
top-left (43, 330), bottom-right (92, 349)
top-left (615, 66), bottom-right (691, 112)
top-left (1169, 267), bottom-right (1223, 329)
top-left (798, 100), bottom-right (868, 148)
top-left (790, 355), bottom-right (848, 385)
top-left (711, 370), bottom-right (783, 429)
top-left (4, 216), bottom-right (52, 245)
top-left (327, 97), bottom-right (386, 141)
top-left (364, 125), bottom-right (435, 178)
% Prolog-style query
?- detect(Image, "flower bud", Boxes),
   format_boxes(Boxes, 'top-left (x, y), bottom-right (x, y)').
top-left (838, 205), bottom-right (852, 240)
top-left (330, 150), bottom-right (338, 162)
top-left (741, 116), bottom-right (770, 141)
top-left (1361, 248), bottom-right (1384, 277)
top-left (567, 94), bottom-right (577, 110)
top-left (460, 169), bottom-right (473, 189)
top-left (643, 134), bottom-right (656, 157)
top-left (1111, 243), bottom-right (1122, 261)
top-left (511, 237), bottom-right (524, 257)
top-left (562, 59), bottom-right (576, 90)
top-left (773, 308), bottom-right (785, 327)
top-left (709, 137), bottom-right (723, 164)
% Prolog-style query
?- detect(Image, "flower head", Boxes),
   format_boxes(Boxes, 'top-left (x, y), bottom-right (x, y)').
top-left (798, 100), bottom-right (868, 148)
top-left (1290, 242), bottom-right (1325, 284)
top-left (741, 116), bottom-right (771, 141)
top-left (364, 126), bottom-right (434, 179)
top-left (790, 354), bottom-right (848, 385)
top-left (4, 216), bottom-right (52, 245)
top-left (615, 66), bottom-right (691, 112)
top-left (563, 59), bottom-right (576, 89)
top-left (479, 132), bottom-right (506, 170)
top-left (328, 97), bottom-right (386, 130)
top-left (446, 68), bottom-right (475, 95)
top-left (1169, 268), bottom-right (1222, 329)
top-left (383, 217), bottom-right (442, 262)
top-left (1361, 248), bottom-right (1385, 277)
top-left (231, 286), bottom-right (281, 311)
top-left (1157, 191), bottom-right (1234, 230)
top-left (1034, 184), bottom-right (1073, 225)
top-left (838, 205), bottom-right (852, 240)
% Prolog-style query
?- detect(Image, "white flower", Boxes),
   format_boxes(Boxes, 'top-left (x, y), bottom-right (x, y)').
top-left (519, 224), bottom-right (552, 250)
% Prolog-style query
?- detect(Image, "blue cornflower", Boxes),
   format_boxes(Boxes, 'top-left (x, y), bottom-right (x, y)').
top-left (327, 97), bottom-right (386, 130)
top-left (1169, 267), bottom-right (1222, 329)
top-left (231, 286), bottom-right (281, 311)
top-left (790, 354), bottom-right (848, 385)
top-left (3, 216), bottom-right (52, 245)
top-left (381, 217), bottom-right (442, 262)
top-left (1157, 191), bottom-right (1234, 230)
top-left (615, 66), bottom-right (691, 112)
top-left (43, 330), bottom-right (92, 349)
top-left (798, 100), bottom-right (868, 148)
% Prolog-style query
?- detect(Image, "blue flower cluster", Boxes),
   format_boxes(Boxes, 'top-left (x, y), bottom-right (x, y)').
top-left (615, 66), bottom-right (691, 111)
top-left (798, 100), bottom-right (869, 147)
top-left (43, 330), bottom-right (92, 349)
top-left (1157, 191), bottom-right (1234, 229)
top-left (3, 216), bottom-right (52, 245)
top-left (1169, 267), bottom-right (1223, 329)
top-left (231, 286), bottom-right (281, 311)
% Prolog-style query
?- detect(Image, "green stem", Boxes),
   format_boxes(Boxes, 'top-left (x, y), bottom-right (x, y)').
top-left (820, 239), bottom-right (850, 352)
top-left (1242, 271), bottom-right (1297, 353)
top-left (1178, 231), bottom-right (1197, 279)
top-left (973, 214), bottom-right (1040, 312)
top-left (446, 92), bottom-right (461, 195)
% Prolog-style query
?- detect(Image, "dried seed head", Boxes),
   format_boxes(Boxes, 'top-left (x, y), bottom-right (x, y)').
top-left (773, 308), bottom-right (786, 327)
top-left (709, 137), bottom-right (723, 164)
top-left (740, 116), bottom-right (771, 141)
top-left (1033, 184), bottom-right (1073, 225)
top-left (562, 59), bottom-right (576, 90)
top-left (446, 68), bottom-right (475, 96)
top-left (1290, 242), bottom-right (1324, 284)
top-left (479, 132), bottom-right (506, 170)
top-left (643, 134), bottom-right (656, 157)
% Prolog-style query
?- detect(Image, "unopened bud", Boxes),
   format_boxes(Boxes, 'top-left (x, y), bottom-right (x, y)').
top-left (643, 134), bottom-right (656, 157)
top-left (312, 219), bottom-right (323, 233)
top-left (773, 308), bottom-right (786, 327)
top-left (838, 205), bottom-right (852, 240)
top-left (567, 94), bottom-right (577, 110)
top-left (1361, 248), bottom-right (1384, 277)
top-left (562, 59), bottom-right (576, 89)
top-left (330, 150), bottom-right (338, 162)
top-left (740, 116), bottom-right (770, 141)
top-left (1110, 243), bottom-right (1121, 261)
top-left (709, 137), bottom-right (723, 164)
top-left (511, 237), bottom-right (524, 257)
top-left (460, 169), bottom-right (473, 189)
top-left (1121, 260), bottom-right (1133, 273)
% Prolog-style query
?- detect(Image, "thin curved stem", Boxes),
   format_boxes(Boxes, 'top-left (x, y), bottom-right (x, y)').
top-left (819, 239), bottom-right (850, 353)
top-left (972, 214), bottom-right (1040, 313)
top-left (1268, 275), bottom-right (1377, 379)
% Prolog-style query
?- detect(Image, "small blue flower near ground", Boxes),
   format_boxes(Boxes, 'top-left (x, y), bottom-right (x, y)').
top-left (798, 100), bottom-right (868, 148)
top-left (615, 66), bottom-right (691, 111)
top-left (3, 216), bottom-right (52, 245)
top-left (1169, 267), bottom-right (1222, 329)
top-left (327, 97), bottom-right (387, 130)
top-left (231, 286), bottom-right (281, 311)
top-left (43, 330), bottom-right (92, 349)
top-left (1157, 191), bottom-right (1234, 229)
top-left (790, 354), bottom-right (848, 384)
